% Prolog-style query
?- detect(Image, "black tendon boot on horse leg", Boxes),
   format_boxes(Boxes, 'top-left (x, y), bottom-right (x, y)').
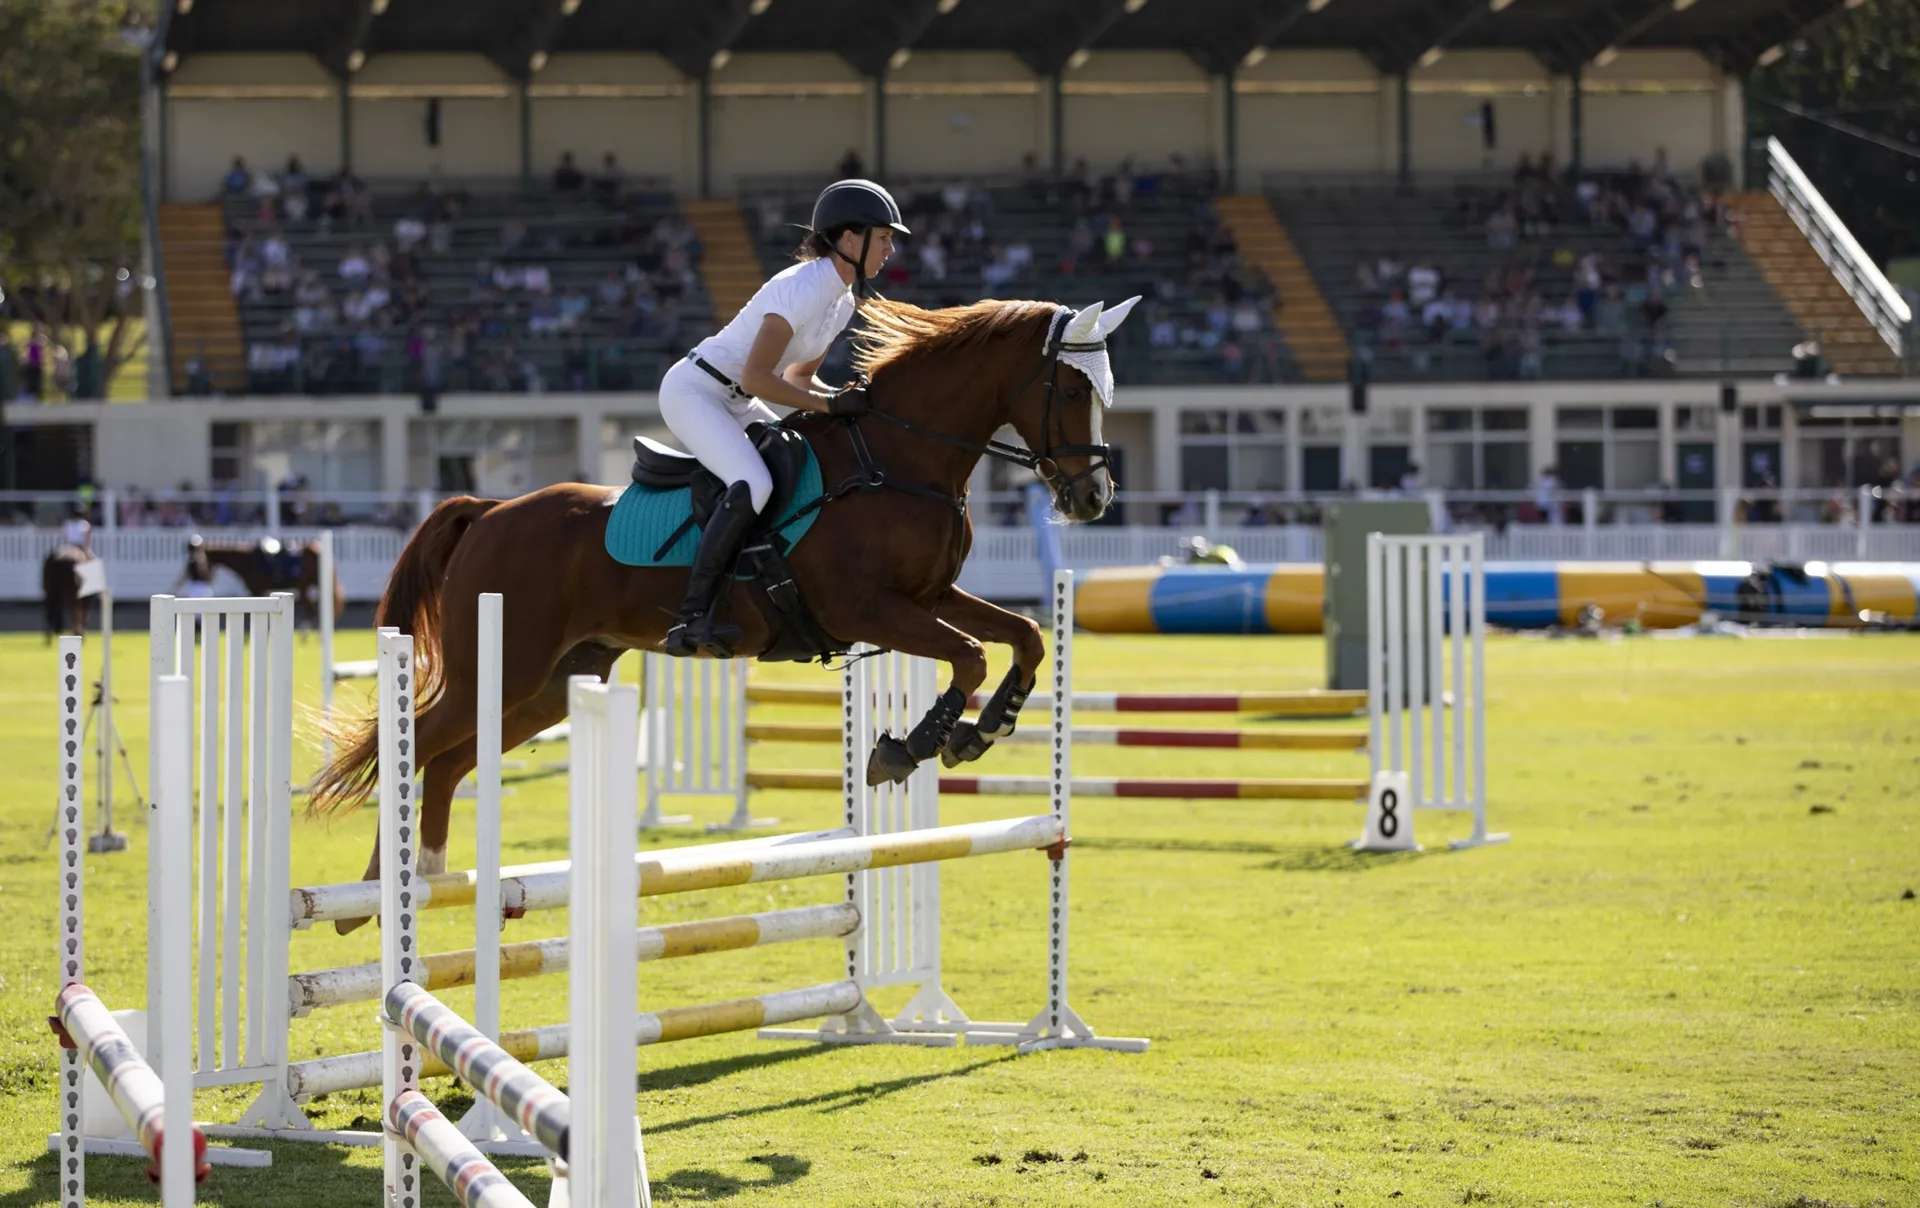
top-left (942, 662), bottom-right (1031, 766)
top-left (664, 481), bottom-right (757, 658)
top-left (868, 685), bottom-right (968, 786)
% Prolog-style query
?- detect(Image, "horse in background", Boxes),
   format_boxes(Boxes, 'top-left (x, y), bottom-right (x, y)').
top-left (189, 537), bottom-right (344, 629)
top-left (41, 546), bottom-right (96, 639)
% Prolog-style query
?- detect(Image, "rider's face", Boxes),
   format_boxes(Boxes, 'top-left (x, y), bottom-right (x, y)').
top-left (837, 227), bottom-right (895, 279)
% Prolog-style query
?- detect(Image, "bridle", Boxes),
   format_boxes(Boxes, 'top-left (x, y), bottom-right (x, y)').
top-left (847, 306), bottom-right (1115, 513)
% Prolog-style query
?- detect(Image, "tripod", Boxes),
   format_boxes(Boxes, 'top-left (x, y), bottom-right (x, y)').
top-left (46, 676), bottom-right (142, 854)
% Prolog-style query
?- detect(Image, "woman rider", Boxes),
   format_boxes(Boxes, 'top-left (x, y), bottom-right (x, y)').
top-left (659, 178), bottom-right (908, 658)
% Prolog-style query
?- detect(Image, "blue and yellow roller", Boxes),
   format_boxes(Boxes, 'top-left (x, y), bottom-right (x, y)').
top-left (1074, 561), bottom-right (1920, 633)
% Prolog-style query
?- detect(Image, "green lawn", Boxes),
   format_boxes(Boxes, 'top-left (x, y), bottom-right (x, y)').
top-left (0, 627), bottom-right (1915, 1206)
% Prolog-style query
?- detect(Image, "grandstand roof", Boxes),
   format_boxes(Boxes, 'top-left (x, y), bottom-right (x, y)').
top-left (165, 0), bottom-right (1852, 84)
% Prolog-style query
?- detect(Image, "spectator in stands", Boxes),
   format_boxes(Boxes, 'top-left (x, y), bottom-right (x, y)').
top-left (223, 157), bottom-right (252, 196)
top-left (1102, 215), bottom-right (1126, 266)
top-left (393, 211), bottom-right (426, 253)
top-left (1380, 290), bottom-right (1409, 349)
top-left (339, 244), bottom-right (371, 283)
top-left (918, 235), bottom-right (948, 282)
top-left (595, 153), bottom-right (626, 206)
top-left (1376, 251), bottom-right (1404, 287)
top-left (1407, 257), bottom-right (1441, 309)
top-left (838, 149), bottom-right (865, 179)
top-left (553, 152), bottom-right (585, 192)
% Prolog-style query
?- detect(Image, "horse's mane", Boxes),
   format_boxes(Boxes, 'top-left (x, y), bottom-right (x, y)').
top-left (851, 297), bottom-right (1059, 380)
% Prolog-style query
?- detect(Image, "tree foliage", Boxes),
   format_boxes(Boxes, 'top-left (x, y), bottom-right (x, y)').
top-left (1753, 0), bottom-right (1920, 268)
top-left (0, 0), bottom-right (152, 396)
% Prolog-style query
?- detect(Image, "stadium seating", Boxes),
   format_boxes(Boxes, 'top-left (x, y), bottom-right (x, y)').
top-left (741, 175), bottom-right (1303, 386)
top-left (1271, 180), bottom-right (1812, 382)
top-left (221, 182), bottom-right (716, 395)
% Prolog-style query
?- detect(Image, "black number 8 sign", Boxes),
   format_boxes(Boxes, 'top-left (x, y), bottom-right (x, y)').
top-left (1377, 787), bottom-right (1400, 838)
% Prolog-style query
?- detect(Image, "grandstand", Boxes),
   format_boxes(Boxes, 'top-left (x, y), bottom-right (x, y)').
top-left (3, 0), bottom-right (1916, 595)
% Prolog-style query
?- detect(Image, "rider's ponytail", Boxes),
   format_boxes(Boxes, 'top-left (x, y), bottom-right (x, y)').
top-left (795, 230), bottom-right (837, 262)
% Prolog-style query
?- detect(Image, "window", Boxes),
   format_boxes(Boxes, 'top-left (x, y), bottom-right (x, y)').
top-left (211, 422), bottom-right (244, 487)
top-left (246, 420), bottom-right (380, 493)
top-left (1179, 408), bottom-right (1286, 491)
top-left (1674, 405), bottom-right (1718, 433)
top-left (1427, 406), bottom-right (1530, 490)
top-left (1552, 405), bottom-right (1660, 490)
top-left (1795, 416), bottom-right (1901, 489)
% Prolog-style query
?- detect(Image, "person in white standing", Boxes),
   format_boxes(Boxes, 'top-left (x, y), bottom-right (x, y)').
top-left (659, 179), bottom-right (908, 658)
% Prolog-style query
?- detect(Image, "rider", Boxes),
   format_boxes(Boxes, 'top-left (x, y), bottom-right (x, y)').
top-left (60, 511), bottom-right (93, 555)
top-left (171, 533), bottom-right (217, 599)
top-left (658, 178), bottom-right (907, 658)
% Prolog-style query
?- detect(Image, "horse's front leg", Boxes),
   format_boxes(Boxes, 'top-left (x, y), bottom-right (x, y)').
top-left (930, 588), bottom-right (1046, 767)
top-left (836, 592), bottom-right (992, 786)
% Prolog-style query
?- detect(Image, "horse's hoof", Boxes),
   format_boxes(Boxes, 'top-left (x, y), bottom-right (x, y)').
top-left (334, 915), bottom-right (371, 936)
top-left (866, 734), bottom-right (915, 786)
top-left (941, 722), bottom-right (993, 768)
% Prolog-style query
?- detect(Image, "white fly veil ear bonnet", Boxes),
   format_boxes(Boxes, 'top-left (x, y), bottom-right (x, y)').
top-left (1050, 296), bottom-right (1142, 408)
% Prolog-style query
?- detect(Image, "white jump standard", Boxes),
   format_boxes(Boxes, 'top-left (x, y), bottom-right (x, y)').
top-left (379, 634), bottom-right (649, 1208)
top-left (1360, 532), bottom-right (1508, 852)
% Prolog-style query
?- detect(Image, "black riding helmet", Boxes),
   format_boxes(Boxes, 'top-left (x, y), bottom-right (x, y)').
top-left (810, 179), bottom-right (909, 299)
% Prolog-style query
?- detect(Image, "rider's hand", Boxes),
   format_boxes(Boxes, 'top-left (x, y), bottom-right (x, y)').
top-left (826, 385), bottom-right (870, 416)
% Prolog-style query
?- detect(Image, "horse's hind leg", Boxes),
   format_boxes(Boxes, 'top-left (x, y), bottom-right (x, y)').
top-left (928, 589), bottom-right (1048, 767)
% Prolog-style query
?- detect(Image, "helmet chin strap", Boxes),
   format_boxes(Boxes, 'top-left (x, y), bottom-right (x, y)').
top-left (833, 227), bottom-right (874, 304)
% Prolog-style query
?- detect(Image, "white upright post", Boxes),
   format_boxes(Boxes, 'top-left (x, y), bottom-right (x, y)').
top-left (145, 598), bottom-right (177, 1099)
top-left (378, 628), bottom-right (422, 1208)
top-left (459, 594), bottom-right (529, 1147)
top-left (154, 674), bottom-right (195, 1207)
top-left (257, 595), bottom-right (297, 1117)
top-left (995, 571), bottom-right (1149, 1054)
top-left (56, 636), bottom-right (86, 1208)
top-left (318, 530), bottom-right (336, 751)
top-left (567, 676), bottom-right (646, 1208)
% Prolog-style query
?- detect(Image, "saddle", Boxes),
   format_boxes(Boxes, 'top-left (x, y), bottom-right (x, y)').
top-left (630, 422), bottom-right (810, 538)
top-left (628, 422), bottom-right (849, 664)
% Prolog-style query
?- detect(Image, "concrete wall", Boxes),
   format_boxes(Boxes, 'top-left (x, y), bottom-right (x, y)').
top-left (1060, 51), bottom-right (1215, 171)
top-left (164, 54), bottom-right (339, 200)
top-left (709, 53), bottom-right (868, 192)
top-left (1237, 52), bottom-right (1386, 179)
top-left (347, 55), bottom-right (518, 180)
top-left (1407, 51), bottom-right (1553, 175)
top-left (527, 54), bottom-right (696, 190)
top-left (884, 52), bottom-right (1042, 177)
top-left (163, 48), bottom-right (1736, 194)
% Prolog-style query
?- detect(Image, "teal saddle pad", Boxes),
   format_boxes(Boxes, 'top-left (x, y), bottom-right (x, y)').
top-left (603, 446), bottom-right (826, 568)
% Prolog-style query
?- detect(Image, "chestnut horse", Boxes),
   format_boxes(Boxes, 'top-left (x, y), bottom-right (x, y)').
top-left (310, 295), bottom-right (1140, 932)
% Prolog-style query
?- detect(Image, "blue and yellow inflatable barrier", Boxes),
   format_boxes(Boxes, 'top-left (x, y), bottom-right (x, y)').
top-left (1074, 561), bottom-right (1920, 634)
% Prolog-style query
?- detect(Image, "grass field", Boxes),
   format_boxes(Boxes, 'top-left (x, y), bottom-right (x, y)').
top-left (1, 626), bottom-right (1915, 1206)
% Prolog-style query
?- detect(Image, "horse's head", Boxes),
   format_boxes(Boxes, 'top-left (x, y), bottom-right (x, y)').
top-left (1007, 296), bottom-right (1141, 522)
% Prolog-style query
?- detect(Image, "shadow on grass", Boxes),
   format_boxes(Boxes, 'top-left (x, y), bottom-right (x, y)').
top-left (650, 1153), bottom-right (809, 1202)
top-left (1072, 835), bottom-right (1428, 872)
top-left (641, 1052), bottom-right (1017, 1136)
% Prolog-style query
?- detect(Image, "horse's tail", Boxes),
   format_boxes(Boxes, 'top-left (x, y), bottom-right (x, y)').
top-left (308, 496), bottom-right (500, 818)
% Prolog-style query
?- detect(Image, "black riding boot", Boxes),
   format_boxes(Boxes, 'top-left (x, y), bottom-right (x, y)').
top-left (663, 481), bottom-right (757, 658)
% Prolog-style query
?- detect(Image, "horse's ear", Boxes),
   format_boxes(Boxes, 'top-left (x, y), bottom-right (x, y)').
top-left (1063, 301), bottom-right (1104, 344)
top-left (1097, 295), bottom-right (1142, 336)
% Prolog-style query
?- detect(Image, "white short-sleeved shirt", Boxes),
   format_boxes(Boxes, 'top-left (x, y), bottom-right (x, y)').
top-left (692, 257), bottom-right (855, 384)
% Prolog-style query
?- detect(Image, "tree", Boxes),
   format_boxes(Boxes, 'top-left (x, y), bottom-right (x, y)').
top-left (0, 0), bottom-right (153, 402)
top-left (1752, 0), bottom-right (1920, 268)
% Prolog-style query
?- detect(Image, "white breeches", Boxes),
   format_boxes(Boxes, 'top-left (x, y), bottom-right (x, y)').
top-left (657, 358), bottom-right (779, 513)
